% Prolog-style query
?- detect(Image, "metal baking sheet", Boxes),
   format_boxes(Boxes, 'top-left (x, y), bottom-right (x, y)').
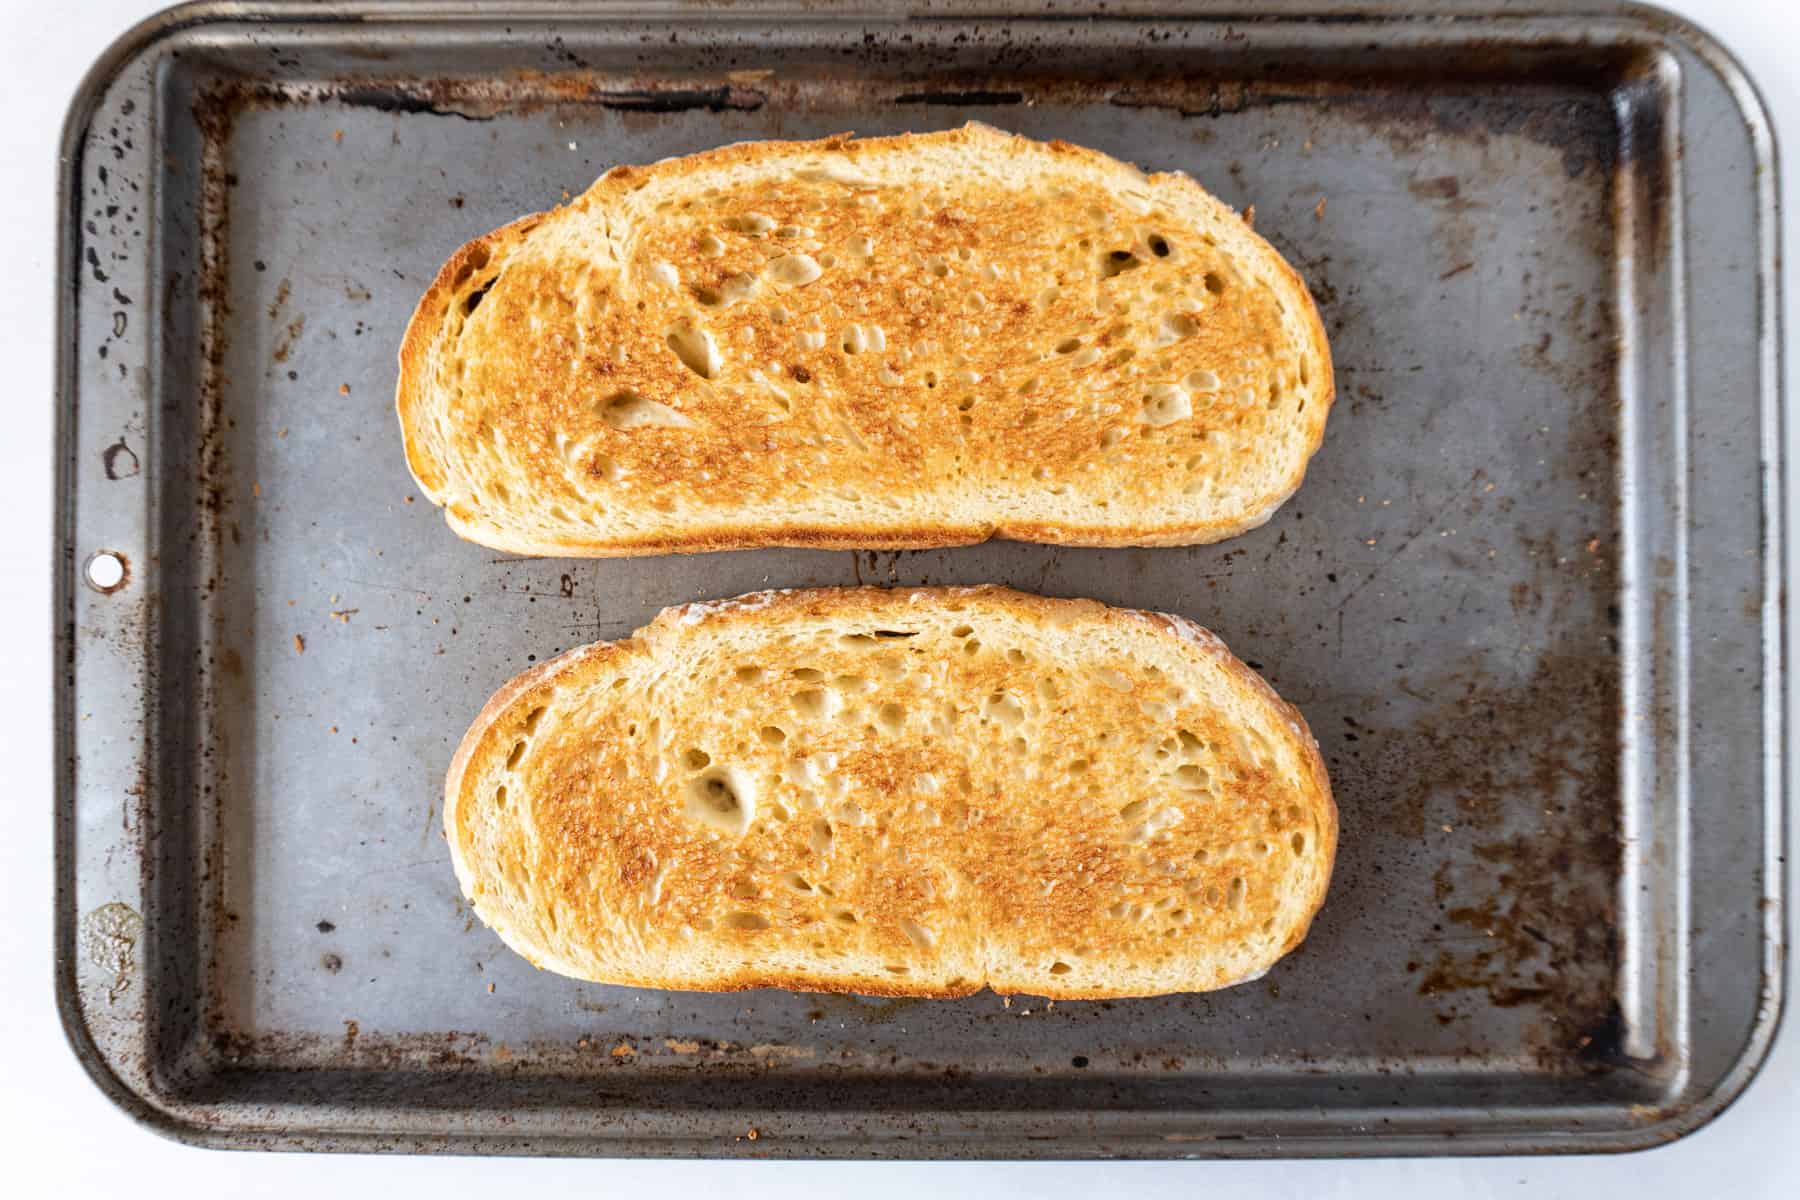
top-left (55, 0), bottom-right (1785, 1157)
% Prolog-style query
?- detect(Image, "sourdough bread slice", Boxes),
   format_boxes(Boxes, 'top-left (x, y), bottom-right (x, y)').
top-left (446, 586), bottom-right (1335, 998)
top-left (399, 124), bottom-right (1332, 556)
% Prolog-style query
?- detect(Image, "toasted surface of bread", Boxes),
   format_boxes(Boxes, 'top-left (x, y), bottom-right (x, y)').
top-left (446, 587), bottom-right (1335, 998)
top-left (399, 125), bottom-right (1332, 556)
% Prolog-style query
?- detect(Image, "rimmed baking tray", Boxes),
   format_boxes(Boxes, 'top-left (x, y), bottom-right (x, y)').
top-left (54, 0), bottom-right (1785, 1156)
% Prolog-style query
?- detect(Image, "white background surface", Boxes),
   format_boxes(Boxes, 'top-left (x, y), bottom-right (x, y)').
top-left (3, 1), bottom-right (1794, 1194)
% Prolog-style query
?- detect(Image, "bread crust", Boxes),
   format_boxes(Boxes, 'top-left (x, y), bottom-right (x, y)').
top-left (445, 586), bottom-right (1335, 998)
top-left (398, 125), bottom-right (1332, 556)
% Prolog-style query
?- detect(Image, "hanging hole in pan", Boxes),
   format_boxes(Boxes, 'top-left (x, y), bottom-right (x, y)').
top-left (85, 550), bottom-right (128, 593)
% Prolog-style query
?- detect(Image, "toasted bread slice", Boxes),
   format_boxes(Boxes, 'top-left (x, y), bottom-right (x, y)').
top-left (399, 125), bottom-right (1332, 556)
top-left (446, 587), bottom-right (1335, 998)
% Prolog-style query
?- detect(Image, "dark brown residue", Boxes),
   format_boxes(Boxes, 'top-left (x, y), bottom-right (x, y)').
top-left (101, 437), bottom-right (140, 480)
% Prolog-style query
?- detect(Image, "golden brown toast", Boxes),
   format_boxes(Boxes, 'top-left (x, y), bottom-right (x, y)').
top-left (446, 586), bottom-right (1335, 998)
top-left (399, 125), bottom-right (1333, 556)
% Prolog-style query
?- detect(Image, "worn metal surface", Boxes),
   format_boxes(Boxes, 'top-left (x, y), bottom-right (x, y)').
top-left (54, 1), bottom-right (1785, 1157)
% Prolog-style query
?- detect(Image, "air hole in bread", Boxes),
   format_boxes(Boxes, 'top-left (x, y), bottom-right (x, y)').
top-left (506, 740), bottom-right (528, 769)
top-left (810, 819), bottom-right (835, 855)
top-left (735, 666), bottom-right (767, 684)
top-left (758, 724), bottom-right (787, 745)
top-left (791, 667), bottom-right (824, 681)
top-left (1227, 876), bottom-right (1246, 908)
top-left (665, 323), bottom-right (721, 380)
top-left (1291, 831), bottom-right (1307, 855)
top-left (601, 391), bottom-right (697, 431)
top-left (1176, 763), bottom-right (1211, 788)
top-left (962, 639), bottom-right (982, 657)
top-left (884, 964), bottom-right (910, 974)
top-left (1101, 249), bottom-right (1141, 279)
top-left (462, 280), bottom-right (493, 316)
top-left (1118, 798), bottom-right (1149, 821)
top-left (493, 784), bottom-right (508, 810)
top-left (683, 747), bottom-right (711, 770)
top-left (723, 911), bottom-right (770, 931)
top-left (982, 691), bottom-right (1025, 728)
top-left (522, 706), bottom-right (546, 734)
top-left (1049, 961), bottom-right (1073, 976)
top-left (1069, 346), bottom-right (1102, 368)
top-left (1054, 336), bottom-right (1082, 356)
top-left (1140, 384), bottom-right (1192, 427)
top-left (876, 702), bottom-right (906, 734)
top-left (684, 768), bottom-right (753, 836)
top-left (724, 211), bottom-right (775, 235)
top-left (1148, 234), bottom-right (1172, 258)
top-left (832, 908), bottom-right (857, 925)
top-left (1159, 313), bottom-right (1200, 344)
top-left (1204, 271), bottom-right (1228, 295)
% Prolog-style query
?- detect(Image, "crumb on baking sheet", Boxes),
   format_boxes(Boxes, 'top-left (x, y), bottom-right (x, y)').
top-left (1314, 195), bottom-right (1327, 219)
top-left (293, 634), bottom-right (305, 654)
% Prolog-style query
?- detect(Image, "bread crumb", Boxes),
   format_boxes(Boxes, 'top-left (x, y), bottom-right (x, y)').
top-left (610, 1041), bottom-right (634, 1058)
top-left (330, 608), bottom-right (359, 623)
top-left (1442, 824), bottom-right (1454, 833)
top-left (1586, 538), bottom-right (1601, 554)
top-left (252, 482), bottom-right (261, 498)
top-left (277, 427), bottom-right (288, 438)
top-left (332, 129), bottom-right (343, 142)
top-left (665, 1039), bottom-right (702, 1053)
top-left (746, 1128), bottom-right (759, 1141)
top-left (1314, 196), bottom-right (1327, 220)
top-left (1242, 204), bottom-right (1255, 228)
top-left (329, 725), bottom-right (338, 734)
top-left (293, 634), bottom-right (305, 654)
top-left (487, 982), bottom-right (495, 993)
top-left (339, 383), bottom-right (351, 395)
top-left (405, 496), bottom-right (415, 503)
